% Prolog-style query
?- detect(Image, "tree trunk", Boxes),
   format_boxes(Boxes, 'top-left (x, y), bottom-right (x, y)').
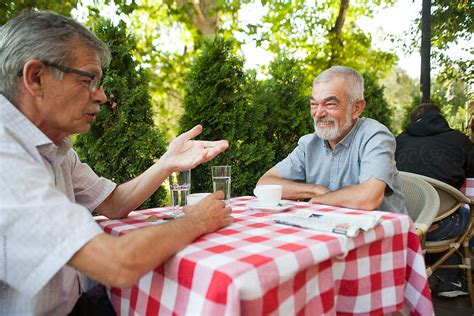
top-left (328, 0), bottom-right (350, 65)
top-left (175, 0), bottom-right (219, 37)
top-left (420, 0), bottom-right (431, 103)
top-left (332, 0), bottom-right (350, 36)
top-left (192, 0), bottom-right (219, 37)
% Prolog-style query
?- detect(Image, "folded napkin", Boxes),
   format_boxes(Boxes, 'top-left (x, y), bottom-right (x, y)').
top-left (273, 209), bottom-right (382, 237)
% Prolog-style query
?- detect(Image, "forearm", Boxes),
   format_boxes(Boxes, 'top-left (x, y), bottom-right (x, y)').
top-left (69, 216), bottom-right (204, 288)
top-left (70, 193), bottom-right (232, 288)
top-left (310, 179), bottom-right (385, 210)
top-left (98, 157), bottom-right (171, 219)
top-left (257, 174), bottom-right (329, 200)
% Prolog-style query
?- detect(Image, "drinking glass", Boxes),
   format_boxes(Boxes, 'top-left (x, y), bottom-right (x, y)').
top-left (169, 169), bottom-right (191, 213)
top-left (211, 165), bottom-right (231, 200)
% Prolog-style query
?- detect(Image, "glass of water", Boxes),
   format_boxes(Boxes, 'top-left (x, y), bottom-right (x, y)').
top-left (169, 169), bottom-right (191, 214)
top-left (211, 165), bottom-right (231, 201)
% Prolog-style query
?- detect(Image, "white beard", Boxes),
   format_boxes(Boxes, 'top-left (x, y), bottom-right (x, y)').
top-left (314, 110), bottom-right (353, 141)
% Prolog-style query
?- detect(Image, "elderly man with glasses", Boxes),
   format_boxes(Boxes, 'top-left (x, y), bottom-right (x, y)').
top-left (0, 11), bottom-right (232, 315)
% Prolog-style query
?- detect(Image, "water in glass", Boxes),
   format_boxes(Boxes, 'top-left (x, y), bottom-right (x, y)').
top-left (170, 183), bottom-right (190, 209)
top-left (212, 176), bottom-right (231, 200)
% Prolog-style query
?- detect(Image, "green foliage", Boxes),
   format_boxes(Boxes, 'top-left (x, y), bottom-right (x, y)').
top-left (398, 75), bottom-right (470, 135)
top-left (73, 0), bottom-right (402, 143)
top-left (179, 37), bottom-right (274, 196)
top-left (362, 73), bottom-right (393, 132)
top-left (380, 67), bottom-right (419, 135)
top-left (430, 0), bottom-right (472, 93)
top-left (405, 0), bottom-right (473, 90)
top-left (76, 1), bottom-right (251, 142)
top-left (431, 78), bottom-right (469, 132)
top-left (75, 19), bottom-right (167, 208)
top-left (430, 0), bottom-right (472, 49)
top-left (0, 0), bottom-right (76, 25)
top-left (254, 55), bottom-right (313, 162)
top-left (247, 0), bottom-right (397, 80)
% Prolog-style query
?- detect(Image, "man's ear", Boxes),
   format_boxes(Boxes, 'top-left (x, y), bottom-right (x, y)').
top-left (21, 60), bottom-right (47, 97)
top-left (352, 99), bottom-right (366, 118)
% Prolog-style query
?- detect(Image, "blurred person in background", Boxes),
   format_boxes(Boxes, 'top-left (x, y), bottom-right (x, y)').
top-left (396, 103), bottom-right (474, 298)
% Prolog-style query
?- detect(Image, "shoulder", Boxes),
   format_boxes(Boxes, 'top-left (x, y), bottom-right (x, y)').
top-left (356, 118), bottom-right (394, 141)
top-left (297, 132), bottom-right (324, 149)
top-left (359, 117), bottom-right (391, 133)
top-left (0, 123), bottom-right (30, 156)
top-left (298, 133), bottom-right (316, 143)
top-left (449, 130), bottom-right (471, 142)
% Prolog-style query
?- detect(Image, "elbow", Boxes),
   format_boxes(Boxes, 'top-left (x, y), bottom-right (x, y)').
top-left (257, 171), bottom-right (277, 186)
top-left (111, 266), bottom-right (140, 288)
top-left (357, 194), bottom-right (384, 211)
top-left (256, 177), bottom-right (267, 186)
top-left (103, 249), bottom-right (143, 288)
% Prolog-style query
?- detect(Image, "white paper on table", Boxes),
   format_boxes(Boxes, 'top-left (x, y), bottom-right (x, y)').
top-left (273, 209), bottom-right (382, 237)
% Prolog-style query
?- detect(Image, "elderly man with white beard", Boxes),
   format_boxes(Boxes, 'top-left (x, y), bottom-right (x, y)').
top-left (257, 66), bottom-right (407, 214)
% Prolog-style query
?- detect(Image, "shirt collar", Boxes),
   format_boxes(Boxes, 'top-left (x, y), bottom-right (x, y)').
top-left (337, 118), bottom-right (362, 148)
top-left (321, 118), bottom-right (363, 151)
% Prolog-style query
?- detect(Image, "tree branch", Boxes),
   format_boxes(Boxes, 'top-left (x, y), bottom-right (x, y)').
top-left (331, 0), bottom-right (350, 35)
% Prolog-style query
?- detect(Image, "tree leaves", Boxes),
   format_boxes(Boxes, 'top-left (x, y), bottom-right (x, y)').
top-left (75, 19), bottom-right (168, 208)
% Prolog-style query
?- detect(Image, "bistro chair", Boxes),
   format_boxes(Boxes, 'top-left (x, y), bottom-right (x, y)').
top-left (415, 174), bottom-right (474, 306)
top-left (399, 171), bottom-right (439, 242)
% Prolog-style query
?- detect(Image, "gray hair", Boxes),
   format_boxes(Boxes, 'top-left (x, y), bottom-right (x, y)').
top-left (0, 11), bottom-right (111, 99)
top-left (313, 66), bottom-right (364, 105)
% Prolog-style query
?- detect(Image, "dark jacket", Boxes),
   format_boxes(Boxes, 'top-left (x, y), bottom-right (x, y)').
top-left (395, 111), bottom-right (474, 189)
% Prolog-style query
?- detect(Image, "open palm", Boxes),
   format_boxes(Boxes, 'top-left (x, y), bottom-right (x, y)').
top-left (164, 125), bottom-right (229, 172)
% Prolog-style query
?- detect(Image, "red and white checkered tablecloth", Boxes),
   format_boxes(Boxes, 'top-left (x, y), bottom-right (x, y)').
top-left (461, 178), bottom-right (474, 200)
top-left (96, 197), bottom-right (433, 316)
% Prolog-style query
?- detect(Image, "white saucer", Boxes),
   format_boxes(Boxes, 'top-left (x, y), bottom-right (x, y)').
top-left (247, 201), bottom-right (294, 213)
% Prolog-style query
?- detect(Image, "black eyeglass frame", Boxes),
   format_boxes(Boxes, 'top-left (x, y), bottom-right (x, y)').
top-left (18, 61), bottom-right (103, 92)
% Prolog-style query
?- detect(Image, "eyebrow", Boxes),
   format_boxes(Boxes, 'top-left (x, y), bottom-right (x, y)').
top-left (323, 96), bottom-right (340, 102)
top-left (309, 96), bottom-right (340, 103)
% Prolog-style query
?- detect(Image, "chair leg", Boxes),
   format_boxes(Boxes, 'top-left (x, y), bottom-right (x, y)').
top-left (428, 245), bottom-right (459, 272)
top-left (463, 233), bottom-right (474, 306)
top-left (425, 223), bottom-right (474, 305)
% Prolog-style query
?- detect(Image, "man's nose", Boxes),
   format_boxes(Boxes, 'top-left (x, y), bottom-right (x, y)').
top-left (312, 106), bottom-right (327, 118)
top-left (93, 86), bottom-right (107, 104)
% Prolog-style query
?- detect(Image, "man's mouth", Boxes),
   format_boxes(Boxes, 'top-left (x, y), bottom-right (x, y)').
top-left (316, 119), bottom-right (334, 127)
top-left (86, 113), bottom-right (97, 120)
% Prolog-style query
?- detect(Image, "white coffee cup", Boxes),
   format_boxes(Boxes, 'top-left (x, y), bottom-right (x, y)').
top-left (187, 193), bottom-right (211, 205)
top-left (253, 185), bottom-right (282, 206)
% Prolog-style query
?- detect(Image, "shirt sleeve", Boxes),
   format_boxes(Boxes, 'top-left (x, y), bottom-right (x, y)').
top-left (358, 126), bottom-right (398, 195)
top-left (68, 150), bottom-right (116, 211)
top-left (275, 135), bottom-right (309, 181)
top-left (0, 145), bottom-right (103, 298)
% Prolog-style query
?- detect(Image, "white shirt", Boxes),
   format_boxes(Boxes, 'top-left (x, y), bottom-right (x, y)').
top-left (0, 95), bottom-right (116, 315)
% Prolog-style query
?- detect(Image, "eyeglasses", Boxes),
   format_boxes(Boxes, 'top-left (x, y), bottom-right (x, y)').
top-left (18, 61), bottom-right (103, 92)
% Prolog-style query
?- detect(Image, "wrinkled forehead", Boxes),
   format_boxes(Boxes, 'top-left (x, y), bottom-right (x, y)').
top-left (67, 41), bottom-right (102, 67)
top-left (311, 77), bottom-right (349, 101)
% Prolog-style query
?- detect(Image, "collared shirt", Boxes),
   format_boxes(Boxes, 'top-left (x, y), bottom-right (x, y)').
top-left (276, 118), bottom-right (407, 214)
top-left (0, 94), bottom-right (116, 315)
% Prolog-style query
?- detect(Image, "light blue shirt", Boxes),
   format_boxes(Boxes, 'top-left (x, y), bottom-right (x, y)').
top-left (276, 117), bottom-right (407, 214)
